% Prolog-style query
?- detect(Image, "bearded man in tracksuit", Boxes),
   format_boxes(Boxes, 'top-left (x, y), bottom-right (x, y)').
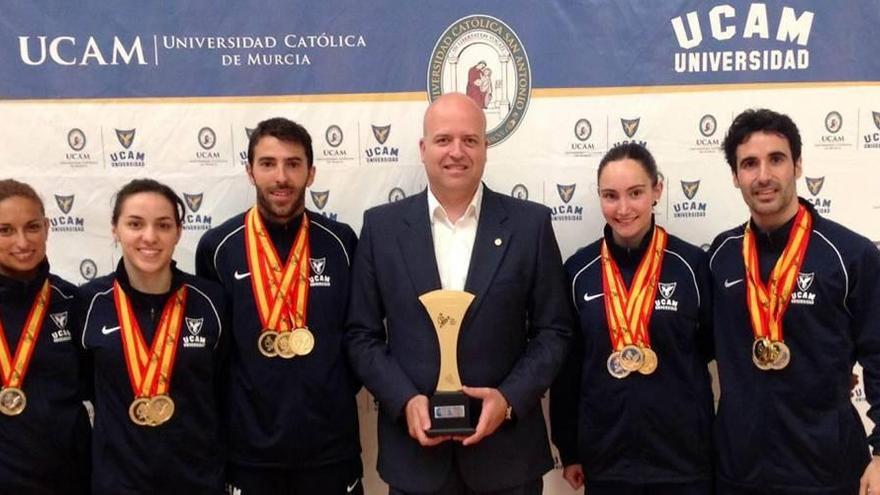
top-left (709, 108), bottom-right (880, 495)
top-left (195, 117), bottom-right (362, 494)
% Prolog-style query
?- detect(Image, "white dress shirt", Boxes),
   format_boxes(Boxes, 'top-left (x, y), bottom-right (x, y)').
top-left (427, 184), bottom-right (483, 291)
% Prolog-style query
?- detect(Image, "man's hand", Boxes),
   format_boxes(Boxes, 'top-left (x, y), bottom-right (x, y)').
top-left (458, 386), bottom-right (509, 446)
top-left (562, 464), bottom-right (585, 490)
top-left (860, 456), bottom-right (880, 495)
top-left (404, 395), bottom-right (450, 446)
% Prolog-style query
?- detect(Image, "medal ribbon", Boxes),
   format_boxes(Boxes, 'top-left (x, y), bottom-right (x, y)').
top-left (601, 227), bottom-right (668, 350)
top-left (113, 281), bottom-right (187, 397)
top-left (285, 241), bottom-right (310, 328)
top-left (742, 204), bottom-right (812, 342)
top-left (0, 280), bottom-right (50, 388)
top-left (244, 207), bottom-right (311, 332)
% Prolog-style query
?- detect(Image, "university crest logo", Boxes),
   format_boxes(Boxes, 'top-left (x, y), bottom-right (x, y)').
top-left (805, 177), bottom-right (825, 196)
top-left (55, 194), bottom-right (74, 214)
top-left (309, 258), bottom-right (326, 276)
top-left (67, 128), bottom-right (86, 151)
top-left (185, 317), bottom-right (204, 336)
top-left (50, 312), bottom-right (68, 330)
top-left (325, 125), bottom-right (343, 147)
top-left (427, 14), bottom-right (531, 146)
top-left (699, 115), bottom-right (717, 137)
top-left (658, 282), bottom-right (677, 300)
top-left (115, 128), bottom-right (136, 149)
top-left (797, 272), bottom-right (815, 292)
top-left (80, 259), bottom-right (97, 280)
top-left (557, 184), bottom-right (576, 204)
top-left (371, 125), bottom-right (391, 145)
top-left (621, 118), bottom-right (640, 138)
top-left (574, 119), bottom-right (592, 141)
top-left (681, 180), bottom-right (700, 200)
top-left (311, 190), bottom-right (330, 210)
top-left (198, 127), bottom-right (216, 150)
top-left (184, 193), bottom-right (203, 213)
top-left (388, 187), bottom-right (406, 203)
top-left (825, 111), bottom-right (842, 134)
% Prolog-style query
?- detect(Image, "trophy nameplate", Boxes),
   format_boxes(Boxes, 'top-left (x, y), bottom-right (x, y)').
top-left (418, 289), bottom-right (476, 437)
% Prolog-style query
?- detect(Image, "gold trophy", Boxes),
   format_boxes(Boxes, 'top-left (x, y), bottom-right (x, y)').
top-left (418, 289), bottom-right (475, 437)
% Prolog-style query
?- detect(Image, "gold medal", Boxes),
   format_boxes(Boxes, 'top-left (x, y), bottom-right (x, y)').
top-left (0, 281), bottom-right (50, 418)
top-left (752, 338), bottom-right (773, 370)
top-left (0, 387), bottom-right (27, 416)
top-left (258, 330), bottom-right (279, 358)
top-left (619, 344), bottom-right (644, 372)
top-left (115, 283), bottom-right (187, 427)
top-left (148, 394), bottom-right (175, 425)
top-left (607, 352), bottom-right (630, 379)
top-left (275, 332), bottom-right (297, 359)
top-left (770, 341), bottom-right (791, 370)
top-left (742, 205), bottom-right (812, 373)
top-left (638, 347), bottom-right (658, 375)
top-left (290, 327), bottom-right (315, 356)
top-left (129, 397), bottom-right (152, 426)
top-left (600, 228), bottom-right (668, 378)
top-left (245, 208), bottom-right (313, 359)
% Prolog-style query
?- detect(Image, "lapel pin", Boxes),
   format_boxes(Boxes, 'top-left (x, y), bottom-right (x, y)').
top-left (494, 238), bottom-right (502, 246)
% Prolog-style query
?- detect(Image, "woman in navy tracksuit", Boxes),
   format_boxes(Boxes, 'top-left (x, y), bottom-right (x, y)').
top-left (0, 179), bottom-right (90, 494)
top-left (78, 179), bottom-right (227, 494)
top-left (550, 144), bottom-right (714, 494)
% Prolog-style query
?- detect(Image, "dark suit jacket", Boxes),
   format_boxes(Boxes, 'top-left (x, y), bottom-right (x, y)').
top-left (345, 186), bottom-right (573, 492)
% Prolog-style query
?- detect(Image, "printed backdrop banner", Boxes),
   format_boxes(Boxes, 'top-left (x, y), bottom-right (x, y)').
top-left (1, 1), bottom-right (878, 98)
top-left (1, 1), bottom-right (879, 494)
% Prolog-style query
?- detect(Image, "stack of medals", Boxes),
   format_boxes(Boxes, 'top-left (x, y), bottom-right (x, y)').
top-left (115, 281), bottom-right (187, 427)
top-left (245, 208), bottom-right (315, 359)
top-left (0, 281), bottom-right (50, 416)
top-left (601, 227), bottom-right (667, 379)
top-left (742, 204), bottom-right (811, 371)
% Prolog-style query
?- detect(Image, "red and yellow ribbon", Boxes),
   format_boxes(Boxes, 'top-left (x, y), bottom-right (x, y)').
top-left (0, 280), bottom-right (50, 389)
top-left (601, 227), bottom-right (668, 350)
top-left (742, 204), bottom-right (812, 343)
top-left (113, 281), bottom-right (187, 398)
top-left (244, 207), bottom-right (311, 333)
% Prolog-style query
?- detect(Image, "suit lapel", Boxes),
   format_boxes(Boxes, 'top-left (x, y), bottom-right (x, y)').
top-left (398, 191), bottom-right (442, 296)
top-left (464, 188), bottom-right (511, 321)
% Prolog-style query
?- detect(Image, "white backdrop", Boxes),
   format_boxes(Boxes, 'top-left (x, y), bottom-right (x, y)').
top-left (2, 0), bottom-right (880, 492)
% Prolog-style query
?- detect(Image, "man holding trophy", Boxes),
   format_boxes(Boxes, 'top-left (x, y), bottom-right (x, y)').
top-left (346, 93), bottom-right (573, 494)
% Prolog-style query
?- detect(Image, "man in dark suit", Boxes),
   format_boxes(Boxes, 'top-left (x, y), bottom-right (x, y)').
top-left (345, 92), bottom-right (573, 494)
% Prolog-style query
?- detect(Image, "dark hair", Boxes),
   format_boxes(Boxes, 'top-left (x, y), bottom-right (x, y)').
top-left (0, 179), bottom-right (45, 215)
top-left (112, 178), bottom-right (185, 227)
top-left (247, 117), bottom-right (314, 168)
top-left (597, 143), bottom-right (659, 186)
top-left (722, 108), bottom-right (802, 173)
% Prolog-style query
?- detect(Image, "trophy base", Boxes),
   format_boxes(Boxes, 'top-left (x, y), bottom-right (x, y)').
top-left (427, 391), bottom-right (476, 437)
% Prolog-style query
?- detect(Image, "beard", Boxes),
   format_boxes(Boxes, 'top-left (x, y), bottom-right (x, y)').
top-left (255, 186), bottom-right (304, 223)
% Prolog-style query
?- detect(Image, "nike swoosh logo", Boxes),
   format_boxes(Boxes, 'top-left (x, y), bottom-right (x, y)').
top-left (724, 278), bottom-right (743, 288)
top-left (101, 325), bottom-right (120, 335)
top-left (583, 292), bottom-right (604, 302)
top-left (347, 479), bottom-right (360, 493)
top-left (234, 271), bottom-right (251, 280)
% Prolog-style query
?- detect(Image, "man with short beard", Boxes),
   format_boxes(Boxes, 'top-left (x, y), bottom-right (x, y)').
top-left (196, 117), bottom-right (362, 494)
top-left (709, 108), bottom-right (880, 495)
